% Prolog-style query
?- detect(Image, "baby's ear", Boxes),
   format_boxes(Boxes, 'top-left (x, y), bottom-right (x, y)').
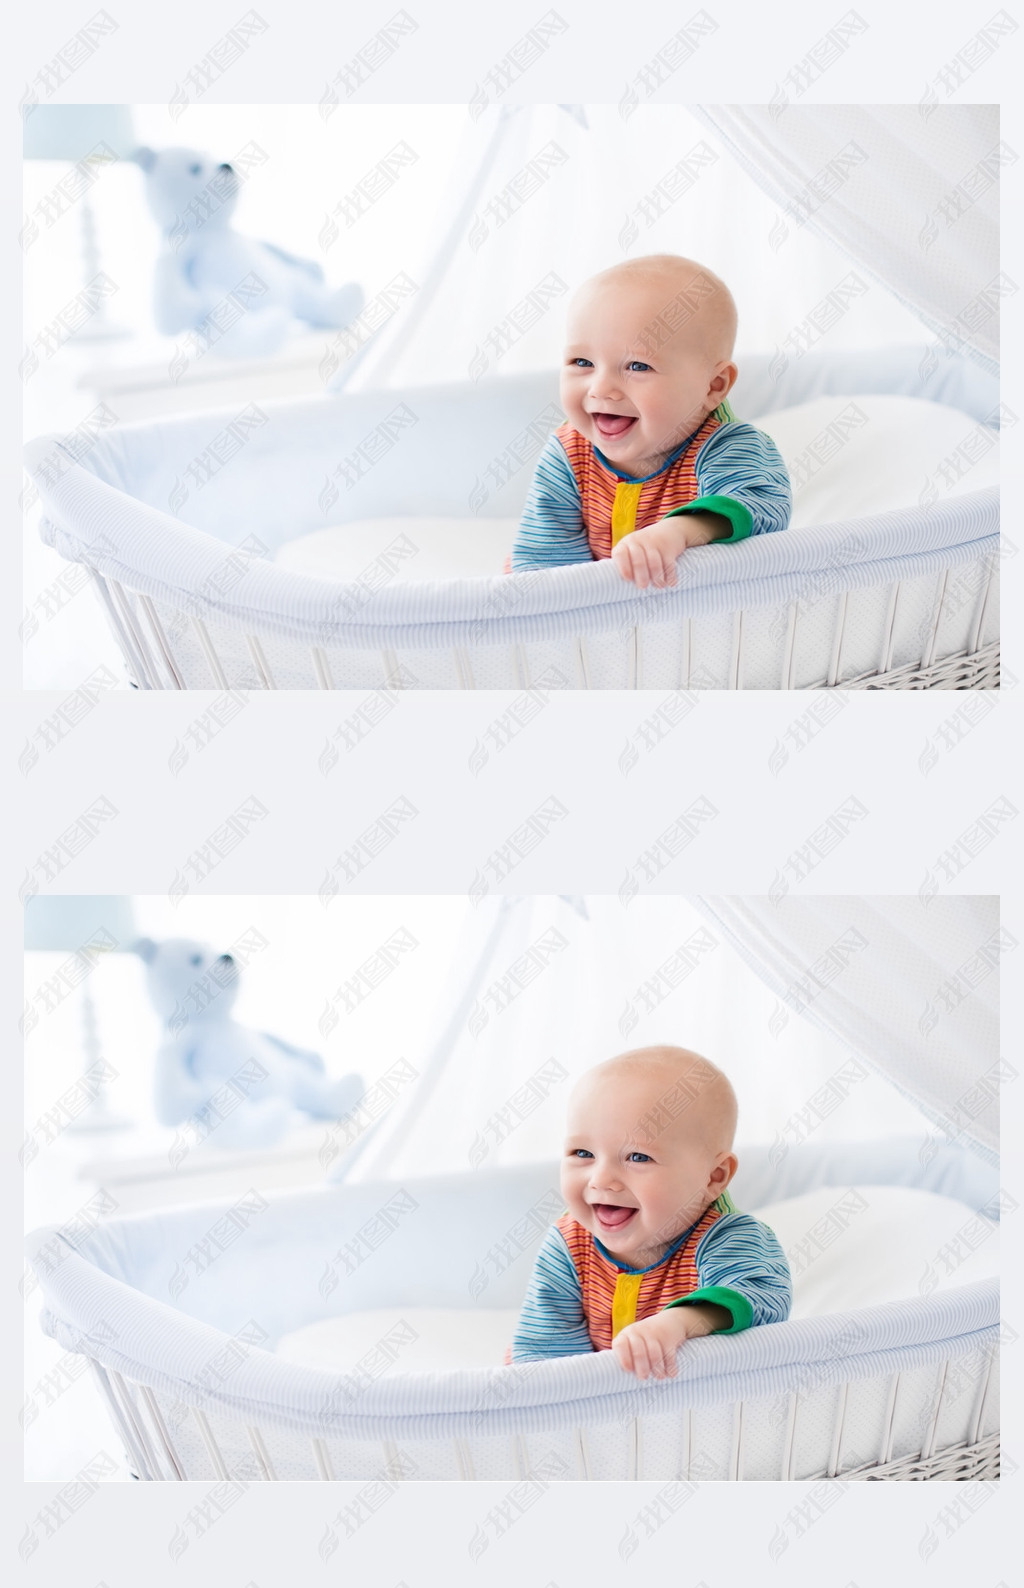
top-left (708, 1152), bottom-right (735, 1189)
top-left (132, 936), bottom-right (157, 963)
top-left (133, 146), bottom-right (157, 173)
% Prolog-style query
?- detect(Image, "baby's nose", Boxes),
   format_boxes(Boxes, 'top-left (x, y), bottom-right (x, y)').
top-left (587, 367), bottom-right (624, 399)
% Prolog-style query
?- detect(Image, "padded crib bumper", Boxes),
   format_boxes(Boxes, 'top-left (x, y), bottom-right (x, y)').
top-left (25, 1142), bottom-right (1000, 1477)
top-left (30, 1235), bottom-right (997, 1446)
top-left (26, 436), bottom-right (998, 651)
top-left (25, 347), bottom-right (1001, 686)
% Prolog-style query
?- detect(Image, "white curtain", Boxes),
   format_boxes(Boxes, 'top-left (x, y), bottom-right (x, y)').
top-left (696, 896), bottom-right (1001, 1163)
top-left (343, 103), bottom-right (930, 393)
top-left (694, 106), bottom-right (1001, 374)
top-left (345, 895), bottom-right (938, 1183)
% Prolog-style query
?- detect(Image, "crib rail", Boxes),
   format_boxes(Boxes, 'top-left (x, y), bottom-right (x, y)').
top-left (82, 1341), bottom-right (999, 1482)
top-left (88, 550), bottom-right (1000, 691)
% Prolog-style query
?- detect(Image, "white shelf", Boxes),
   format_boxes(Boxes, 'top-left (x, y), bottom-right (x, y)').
top-left (76, 1122), bottom-right (333, 1213)
top-left (75, 330), bottom-right (337, 421)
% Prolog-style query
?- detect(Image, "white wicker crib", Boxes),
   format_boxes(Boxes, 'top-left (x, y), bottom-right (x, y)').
top-left (26, 1139), bottom-right (999, 1481)
top-left (25, 347), bottom-right (999, 690)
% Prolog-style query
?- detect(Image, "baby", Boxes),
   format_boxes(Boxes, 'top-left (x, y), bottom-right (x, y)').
top-left (511, 255), bottom-right (791, 588)
top-left (511, 1046), bottom-right (791, 1379)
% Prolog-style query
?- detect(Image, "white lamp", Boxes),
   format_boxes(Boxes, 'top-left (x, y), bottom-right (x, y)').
top-left (23, 104), bottom-right (137, 341)
top-left (24, 895), bottom-right (137, 1130)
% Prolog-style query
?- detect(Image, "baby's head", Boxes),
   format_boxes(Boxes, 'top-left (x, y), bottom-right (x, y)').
top-left (561, 1045), bottom-right (738, 1268)
top-left (561, 255), bottom-right (738, 478)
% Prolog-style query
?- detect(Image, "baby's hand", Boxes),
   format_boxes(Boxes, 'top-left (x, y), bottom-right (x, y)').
top-left (612, 512), bottom-right (729, 589)
top-left (612, 1303), bottom-right (730, 1380)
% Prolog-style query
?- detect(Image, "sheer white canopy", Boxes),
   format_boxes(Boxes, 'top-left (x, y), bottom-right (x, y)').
top-left (343, 103), bottom-right (1000, 394)
top-left (695, 106), bottom-right (1001, 373)
top-left (697, 896), bottom-right (1000, 1163)
top-left (339, 895), bottom-right (998, 1183)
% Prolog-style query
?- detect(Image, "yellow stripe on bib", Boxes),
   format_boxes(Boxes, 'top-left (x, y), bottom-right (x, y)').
top-left (610, 481), bottom-right (644, 547)
top-left (611, 1273), bottom-right (644, 1338)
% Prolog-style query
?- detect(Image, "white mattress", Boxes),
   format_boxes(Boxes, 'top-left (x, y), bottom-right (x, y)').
top-left (275, 1185), bottom-right (998, 1373)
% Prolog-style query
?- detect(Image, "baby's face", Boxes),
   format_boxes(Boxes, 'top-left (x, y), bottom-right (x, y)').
top-left (561, 1066), bottom-right (735, 1268)
top-left (560, 273), bottom-right (736, 478)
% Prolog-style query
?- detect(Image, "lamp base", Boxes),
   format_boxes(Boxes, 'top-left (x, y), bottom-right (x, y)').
top-left (64, 1100), bottom-right (132, 1133)
top-left (65, 320), bottom-right (131, 343)
top-left (65, 316), bottom-right (133, 343)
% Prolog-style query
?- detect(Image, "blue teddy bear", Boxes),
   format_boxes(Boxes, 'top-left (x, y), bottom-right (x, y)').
top-left (135, 935), bottom-right (363, 1149)
top-left (134, 145), bottom-right (364, 358)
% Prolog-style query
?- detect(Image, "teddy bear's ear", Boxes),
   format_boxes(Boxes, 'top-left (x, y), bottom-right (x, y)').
top-left (132, 936), bottom-right (158, 962)
top-left (133, 146), bottom-right (157, 173)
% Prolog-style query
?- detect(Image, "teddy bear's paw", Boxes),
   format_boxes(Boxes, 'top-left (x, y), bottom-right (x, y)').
top-left (211, 1096), bottom-right (293, 1149)
top-left (207, 305), bottom-right (293, 359)
top-left (301, 1072), bottom-right (364, 1123)
top-left (304, 282), bottom-right (364, 331)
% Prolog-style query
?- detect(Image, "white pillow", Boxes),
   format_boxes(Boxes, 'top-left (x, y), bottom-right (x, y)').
top-left (753, 394), bottom-right (999, 530)
top-left (755, 1184), bottom-right (999, 1321)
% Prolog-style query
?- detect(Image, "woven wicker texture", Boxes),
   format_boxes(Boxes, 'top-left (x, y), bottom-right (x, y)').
top-left (843, 1432), bottom-right (999, 1480)
top-left (102, 574), bottom-right (999, 692)
top-left (102, 1346), bottom-right (999, 1482)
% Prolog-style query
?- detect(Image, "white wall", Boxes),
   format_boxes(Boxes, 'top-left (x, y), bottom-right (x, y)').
top-left (25, 893), bottom-right (932, 1223)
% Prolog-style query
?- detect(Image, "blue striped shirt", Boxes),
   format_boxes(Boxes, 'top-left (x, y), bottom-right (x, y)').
top-left (511, 1211), bottom-right (792, 1362)
top-left (511, 421), bottom-right (792, 570)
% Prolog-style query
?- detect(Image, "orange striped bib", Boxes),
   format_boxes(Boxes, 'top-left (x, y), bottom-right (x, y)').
top-left (556, 408), bottom-right (727, 561)
top-left (558, 1199), bottom-right (727, 1351)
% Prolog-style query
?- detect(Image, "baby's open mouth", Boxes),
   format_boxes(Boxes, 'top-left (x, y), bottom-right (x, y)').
top-left (591, 1203), bottom-right (637, 1229)
top-left (591, 413), bottom-right (637, 439)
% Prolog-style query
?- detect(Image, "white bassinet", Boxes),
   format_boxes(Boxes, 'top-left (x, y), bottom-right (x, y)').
top-left (26, 1137), bottom-right (999, 1482)
top-left (25, 346), bottom-right (999, 690)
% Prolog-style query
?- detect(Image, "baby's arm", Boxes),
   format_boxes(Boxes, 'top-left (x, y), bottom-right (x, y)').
top-left (670, 1211), bottom-right (794, 1332)
top-left (611, 509), bottom-right (733, 588)
top-left (611, 422), bottom-right (792, 588)
top-left (510, 1224), bottom-right (595, 1361)
top-left (681, 421), bottom-right (793, 540)
top-left (612, 1299), bottom-right (733, 1379)
top-left (509, 435), bottom-right (592, 570)
top-left (613, 1213), bottom-right (792, 1380)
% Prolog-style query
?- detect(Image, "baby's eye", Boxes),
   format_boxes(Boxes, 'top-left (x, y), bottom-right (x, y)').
top-left (569, 357), bottom-right (593, 368)
top-left (627, 1152), bottom-right (652, 1163)
top-left (570, 1148), bottom-right (593, 1158)
top-left (627, 361), bottom-right (652, 373)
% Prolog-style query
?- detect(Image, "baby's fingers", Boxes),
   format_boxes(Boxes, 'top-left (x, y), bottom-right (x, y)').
top-left (645, 544), bottom-right (672, 590)
top-left (613, 539), bottom-right (650, 589)
top-left (639, 540), bottom-right (675, 591)
top-left (612, 1332), bottom-right (636, 1374)
top-left (624, 1331), bottom-right (660, 1380)
top-left (626, 1337), bottom-right (652, 1380)
top-left (638, 538), bottom-right (679, 590)
top-left (658, 545), bottom-right (679, 588)
top-left (611, 541), bottom-right (633, 583)
top-left (614, 1326), bottom-right (681, 1380)
top-left (646, 1337), bottom-right (672, 1379)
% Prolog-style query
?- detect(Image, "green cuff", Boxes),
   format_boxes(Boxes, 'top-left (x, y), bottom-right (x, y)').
top-left (664, 494), bottom-right (753, 543)
top-left (664, 1285), bottom-right (754, 1334)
